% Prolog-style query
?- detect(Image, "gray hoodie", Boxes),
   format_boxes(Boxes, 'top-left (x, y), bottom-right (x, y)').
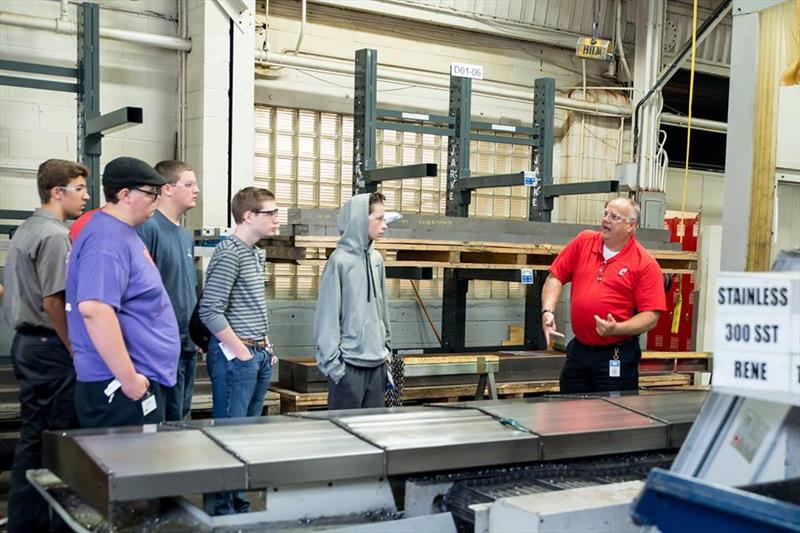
top-left (314, 194), bottom-right (392, 383)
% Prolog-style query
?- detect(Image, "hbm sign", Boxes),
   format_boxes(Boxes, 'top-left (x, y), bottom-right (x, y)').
top-left (712, 272), bottom-right (799, 406)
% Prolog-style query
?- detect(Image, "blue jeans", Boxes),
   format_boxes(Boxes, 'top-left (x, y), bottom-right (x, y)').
top-left (164, 350), bottom-right (197, 421)
top-left (204, 336), bottom-right (272, 515)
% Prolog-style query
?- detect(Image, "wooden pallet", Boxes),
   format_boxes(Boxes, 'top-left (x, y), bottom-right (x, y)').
top-left (639, 373), bottom-right (693, 388)
top-left (190, 390), bottom-right (281, 417)
top-left (270, 372), bottom-right (691, 413)
top-left (260, 236), bottom-right (697, 274)
top-left (640, 351), bottom-right (712, 373)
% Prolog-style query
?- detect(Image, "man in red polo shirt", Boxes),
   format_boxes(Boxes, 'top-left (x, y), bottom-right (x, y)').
top-left (541, 197), bottom-right (666, 393)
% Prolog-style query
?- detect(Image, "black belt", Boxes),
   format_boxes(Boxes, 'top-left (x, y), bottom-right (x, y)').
top-left (17, 325), bottom-right (57, 337)
top-left (240, 337), bottom-right (269, 349)
top-left (574, 336), bottom-right (639, 352)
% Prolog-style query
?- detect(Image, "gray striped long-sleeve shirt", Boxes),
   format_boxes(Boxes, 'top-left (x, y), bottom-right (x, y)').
top-left (199, 235), bottom-right (269, 340)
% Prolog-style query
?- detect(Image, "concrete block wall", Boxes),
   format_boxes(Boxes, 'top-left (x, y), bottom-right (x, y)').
top-left (269, 299), bottom-right (525, 360)
top-left (0, 0), bottom-right (180, 211)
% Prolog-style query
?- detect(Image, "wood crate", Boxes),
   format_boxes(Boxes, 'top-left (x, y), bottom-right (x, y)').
top-left (270, 372), bottom-right (691, 413)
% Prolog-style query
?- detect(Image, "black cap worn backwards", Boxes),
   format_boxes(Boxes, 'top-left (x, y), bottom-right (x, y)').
top-left (102, 157), bottom-right (167, 190)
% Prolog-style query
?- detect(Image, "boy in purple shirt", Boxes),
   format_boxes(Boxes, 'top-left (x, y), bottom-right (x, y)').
top-left (66, 157), bottom-right (179, 427)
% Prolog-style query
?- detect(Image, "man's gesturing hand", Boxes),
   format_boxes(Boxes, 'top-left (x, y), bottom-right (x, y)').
top-left (594, 313), bottom-right (618, 337)
top-left (542, 310), bottom-right (565, 348)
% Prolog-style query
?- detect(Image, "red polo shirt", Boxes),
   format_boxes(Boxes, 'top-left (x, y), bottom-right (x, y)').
top-left (68, 207), bottom-right (100, 242)
top-left (549, 230), bottom-right (666, 346)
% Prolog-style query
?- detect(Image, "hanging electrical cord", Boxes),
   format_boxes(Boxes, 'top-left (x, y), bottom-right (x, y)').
top-left (679, 0), bottom-right (700, 245)
top-left (615, 0), bottom-right (632, 81)
top-left (656, 129), bottom-right (669, 192)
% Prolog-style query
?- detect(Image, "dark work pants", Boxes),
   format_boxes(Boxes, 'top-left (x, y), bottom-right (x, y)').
top-left (164, 350), bottom-right (197, 421)
top-left (75, 379), bottom-right (165, 429)
top-left (559, 337), bottom-right (641, 394)
top-left (9, 330), bottom-right (76, 533)
top-left (327, 362), bottom-right (387, 410)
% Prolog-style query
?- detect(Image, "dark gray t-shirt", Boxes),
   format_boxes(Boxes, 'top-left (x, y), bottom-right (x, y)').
top-left (137, 209), bottom-right (198, 352)
top-left (2, 208), bottom-right (70, 329)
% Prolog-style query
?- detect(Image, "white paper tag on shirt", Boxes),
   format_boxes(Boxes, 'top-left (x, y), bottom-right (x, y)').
top-left (104, 379), bottom-right (121, 398)
top-left (609, 359), bottom-right (621, 377)
top-left (219, 343), bottom-right (237, 361)
top-left (141, 393), bottom-right (156, 416)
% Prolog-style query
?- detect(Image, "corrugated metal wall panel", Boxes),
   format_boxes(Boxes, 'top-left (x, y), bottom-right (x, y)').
top-left (664, 0), bottom-right (732, 70)
top-left (402, 0), bottom-right (731, 70)
top-left (406, 0), bottom-right (621, 41)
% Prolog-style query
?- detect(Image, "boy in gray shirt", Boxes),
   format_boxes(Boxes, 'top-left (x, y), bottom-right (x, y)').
top-left (137, 160), bottom-right (199, 420)
top-left (3, 159), bottom-right (90, 532)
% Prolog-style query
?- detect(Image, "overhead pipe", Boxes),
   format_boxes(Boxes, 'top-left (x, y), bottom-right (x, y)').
top-left (3, 10), bottom-right (729, 134)
top-left (256, 50), bottom-right (633, 117)
top-left (0, 11), bottom-right (192, 51)
top-left (660, 113), bottom-right (726, 133)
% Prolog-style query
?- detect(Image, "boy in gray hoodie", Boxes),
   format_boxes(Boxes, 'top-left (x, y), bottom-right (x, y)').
top-left (314, 192), bottom-right (391, 410)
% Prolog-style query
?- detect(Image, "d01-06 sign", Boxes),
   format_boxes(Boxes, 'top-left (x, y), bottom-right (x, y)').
top-left (713, 272), bottom-right (799, 406)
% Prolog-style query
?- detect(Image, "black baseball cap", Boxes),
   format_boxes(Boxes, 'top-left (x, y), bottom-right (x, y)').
top-left (102, 157), bottom-right (167, 190)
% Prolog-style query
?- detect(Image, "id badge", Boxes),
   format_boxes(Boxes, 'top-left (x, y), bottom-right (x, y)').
top-left (609, 359), bottom-right (621, 377)
top-left (104, 378), bottom-right (121, 404)
top-left (141, 393), bottom-right (157, 416)
top-left (219, 342), bottom-right (237, 361)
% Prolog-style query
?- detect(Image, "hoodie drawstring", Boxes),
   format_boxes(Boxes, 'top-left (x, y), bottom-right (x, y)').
top-left (365, 252), bottom-right (377, 303)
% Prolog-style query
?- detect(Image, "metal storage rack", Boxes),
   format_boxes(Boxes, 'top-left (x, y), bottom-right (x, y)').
top-left (350, 48), bottom-right (622, 352)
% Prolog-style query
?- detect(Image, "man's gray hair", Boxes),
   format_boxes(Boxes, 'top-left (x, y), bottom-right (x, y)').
top-left (608, 197), bottom-right (640, 225)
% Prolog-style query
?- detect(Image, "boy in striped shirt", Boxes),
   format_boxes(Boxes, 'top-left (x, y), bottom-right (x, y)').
top-left (198, 186), bottom-right (279, 515)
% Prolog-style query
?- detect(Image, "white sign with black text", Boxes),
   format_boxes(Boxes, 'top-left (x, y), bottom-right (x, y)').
top-left (450, 62), bottom-right (484, 80)
top-left (712, 272), bottom-right (799, 405)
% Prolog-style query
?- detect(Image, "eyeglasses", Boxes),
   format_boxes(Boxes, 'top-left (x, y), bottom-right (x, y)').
top-left (602, 209), bottom-right (633, 223)
top-left (252, 208), bottom-right (279, 217)
top-left (56, 185), bottom-right (88, 194)
top-left (132, 187), bottom-right (161, 200)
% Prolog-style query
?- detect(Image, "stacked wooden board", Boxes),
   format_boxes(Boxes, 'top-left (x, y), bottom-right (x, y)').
top-left (259, 235), bottom-right (697, 274)
top-left (255, 208), bottom-right (698, 274)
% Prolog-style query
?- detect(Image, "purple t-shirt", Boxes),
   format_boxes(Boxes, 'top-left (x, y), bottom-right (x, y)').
top-left (66, 211), bottom-right (180, 386)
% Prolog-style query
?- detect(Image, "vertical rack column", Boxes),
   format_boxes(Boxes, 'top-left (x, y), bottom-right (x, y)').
top-left (441, 76), bottom-right (472, 351)
top-left (353, 49), bottom-right (378, 195)
top-left (525, 78), bottom-right (556, 349)
top-left (77, 2), bottom-right (101, 208)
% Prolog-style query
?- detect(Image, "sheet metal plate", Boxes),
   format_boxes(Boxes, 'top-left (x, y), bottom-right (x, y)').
top-left (43, 426), bottom-right (246, 511)
top-left (602, 391), bottom-right (707, 447)
top-left (335, 408), bottom-right (540, 475)
top-left (199, 416), bottom-right (384, 486)
top-left (478, 399), bottom-right (669, 460)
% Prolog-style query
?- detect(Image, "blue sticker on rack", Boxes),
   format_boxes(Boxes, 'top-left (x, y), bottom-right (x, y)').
top-left (521, 268), bottom-right (534, 284)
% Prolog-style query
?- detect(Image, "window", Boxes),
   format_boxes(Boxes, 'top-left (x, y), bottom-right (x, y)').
top-left (254, 106), bottom-right (532, 300)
